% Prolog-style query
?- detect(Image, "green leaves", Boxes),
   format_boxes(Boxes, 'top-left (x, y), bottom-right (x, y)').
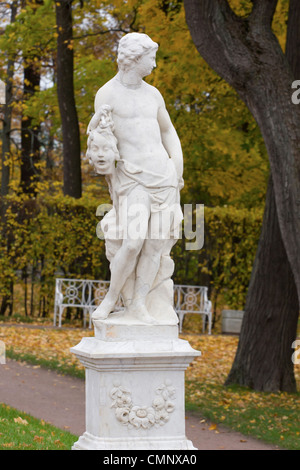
top-left (172, 205), bottom-right (263, 310)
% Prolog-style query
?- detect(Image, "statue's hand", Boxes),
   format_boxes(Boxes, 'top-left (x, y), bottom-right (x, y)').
top-left (87, 104), bottom-right (113, 134)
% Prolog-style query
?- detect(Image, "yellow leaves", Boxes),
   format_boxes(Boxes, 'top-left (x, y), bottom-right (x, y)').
top-left (209, 423), bottom-right (217, 431)
top-left (54, 439), bottom-right (64, 447)
top-left (64, 40), bottom-right (74, 50)
top-left (2, 442), bottom-right (14, 448)
top-left (185, 334), bottom-right (239, 384)
top-left (14, 417), bottom-right (29, 425)
top-left (184, 332), bottom-right (300, 441)
top-left (0, 326), bottom-right (92, 372)
top-left (227, 1), bottom-right (253, 17)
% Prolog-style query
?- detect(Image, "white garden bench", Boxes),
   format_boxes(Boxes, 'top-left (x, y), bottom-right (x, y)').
top-left (53, 278), bottom-right (212, 334)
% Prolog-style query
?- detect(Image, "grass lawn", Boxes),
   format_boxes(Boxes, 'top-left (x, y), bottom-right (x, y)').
top-left (0, 321), bottom-right (299, 450)
top-left (0, 403), bottom-right (77, 450)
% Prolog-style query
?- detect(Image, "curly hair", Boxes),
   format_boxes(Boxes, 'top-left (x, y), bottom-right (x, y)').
top-left (117, 33), bottom-right (158, 72)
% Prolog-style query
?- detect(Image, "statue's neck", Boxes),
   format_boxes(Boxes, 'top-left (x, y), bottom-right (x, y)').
top-left (116, 70), bottom-right (143, 89)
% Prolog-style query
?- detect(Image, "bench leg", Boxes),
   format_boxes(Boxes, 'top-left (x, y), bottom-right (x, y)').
top-left (54, 304), bottom-right (57, 327)
top-left (59, 306), bottom-right (64, 328)
top-left (208, 314), bottom-right (212, 335)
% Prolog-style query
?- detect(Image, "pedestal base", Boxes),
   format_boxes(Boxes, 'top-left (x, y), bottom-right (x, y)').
top-left (72, 432), bottom-right (196, 450)
top-left (70, 317), bottom-right (200, 451)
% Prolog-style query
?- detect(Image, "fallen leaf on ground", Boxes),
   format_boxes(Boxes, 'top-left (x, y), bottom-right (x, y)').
top-left (209, 423), bottom-right (217, 431)
top-left (14, 417), bottom-right (28, 425)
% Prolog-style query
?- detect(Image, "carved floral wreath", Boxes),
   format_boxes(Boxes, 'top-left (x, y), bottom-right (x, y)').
top-left (110, 380), bottom-right (176, 430)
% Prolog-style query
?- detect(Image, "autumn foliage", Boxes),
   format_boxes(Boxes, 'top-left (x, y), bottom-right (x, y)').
top-left (0, 187), bottom-right (262, 319)
top-left (0, 0), bottom-right (290, 322)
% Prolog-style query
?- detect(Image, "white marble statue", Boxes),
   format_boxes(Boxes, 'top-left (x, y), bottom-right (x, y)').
top-left (87, 32), bottom-right (184, 325)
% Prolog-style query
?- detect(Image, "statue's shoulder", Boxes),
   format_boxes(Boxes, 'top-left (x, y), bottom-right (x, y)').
top-left (144, 81), bottom-right (165, 105)
top-left (94, 77), bottom-right (118, 110)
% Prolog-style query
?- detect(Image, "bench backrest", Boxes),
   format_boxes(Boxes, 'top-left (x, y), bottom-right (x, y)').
top-left (55, 278), bottom-right (209, 313)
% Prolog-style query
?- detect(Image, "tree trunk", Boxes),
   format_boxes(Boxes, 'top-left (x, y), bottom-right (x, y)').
top-left (0, 281), bottom-right (13, 316)
top-left (55, 0), bottom-right (82, 199)
top-left (1, 1), bottom-right (17, 200)
top-left (184, 0), bottom-right (300, 296)
top-left (184, 0), bottom-right (300, 391)
top-left (286, 0), bottom-right (300, 79)
top-left (20, 62), bottom-right (41, 194)
top-left (0, 3), bottom-right (18, 315)
top-left (225, 176), bottom-right (299, 391)
top-left (19, 0), bottom-right (43, 194)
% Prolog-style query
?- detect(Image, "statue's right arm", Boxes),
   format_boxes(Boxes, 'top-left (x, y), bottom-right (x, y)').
top-left (94, 83), bottom-right (113, 112)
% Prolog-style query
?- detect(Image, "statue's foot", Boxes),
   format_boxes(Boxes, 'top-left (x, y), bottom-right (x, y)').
top-left (130, 302), bottom-right (157, 325)
top-left (92, 296), bottom-right (116, 320)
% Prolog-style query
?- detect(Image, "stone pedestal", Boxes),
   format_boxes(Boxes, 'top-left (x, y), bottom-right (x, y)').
top-left (70, 313), bottom-right (200, 450)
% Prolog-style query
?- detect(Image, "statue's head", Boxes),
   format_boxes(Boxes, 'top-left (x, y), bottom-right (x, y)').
top-left (87, 105), bottom-right (119, 175)
top-left (87, 130), bottom-right (118, 175)
top-left (117, 33), bottom-right (158, 74)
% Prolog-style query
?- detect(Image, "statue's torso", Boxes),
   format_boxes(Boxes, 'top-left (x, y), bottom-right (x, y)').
top-left (95, 78), bottom-right (171, 175)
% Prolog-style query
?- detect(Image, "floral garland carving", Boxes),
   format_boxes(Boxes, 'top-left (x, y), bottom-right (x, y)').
top-left (110, 380), bottom-right (176, 429)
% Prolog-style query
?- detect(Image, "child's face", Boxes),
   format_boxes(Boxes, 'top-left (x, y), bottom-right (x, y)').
top-left (88, 134), bottom-right (117, 175)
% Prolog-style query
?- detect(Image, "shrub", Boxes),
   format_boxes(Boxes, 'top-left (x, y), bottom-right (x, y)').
top-left (0, 190), bottom-right (262, 319)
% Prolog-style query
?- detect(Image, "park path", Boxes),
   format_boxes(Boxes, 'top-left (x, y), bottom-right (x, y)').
top-left (0, 358), bottom-right (280, 450)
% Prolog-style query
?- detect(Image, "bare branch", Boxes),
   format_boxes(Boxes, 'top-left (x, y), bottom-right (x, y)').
top-left (73, 27), bottom-right (128, 41)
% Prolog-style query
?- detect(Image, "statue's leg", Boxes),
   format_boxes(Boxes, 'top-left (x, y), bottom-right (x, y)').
top-left (92, 188), bottom-right (151, 321)
top-left (126, 239), bottom-right (163, 324)
top-left (132, 238), bottom-right (166, 306)
top-left (128, 205), bottom-right (175, 323)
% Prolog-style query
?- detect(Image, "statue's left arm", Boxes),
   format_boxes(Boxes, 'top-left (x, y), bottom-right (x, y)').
top-left (156, 92), bottom-right (183, 183)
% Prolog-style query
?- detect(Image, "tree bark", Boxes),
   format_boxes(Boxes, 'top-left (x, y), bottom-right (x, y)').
top-left (226, 0), bottom-right (300, 392)
top-left (225, 176), bottom-right (299, 391)
top-left (0, 281), bottom-right (13, 317)
top-left (55, 0), bottom-right (82, 199)
top-left (19, 0), bottom-right (44, 194)
top-left (1, 1), bottom-right (18, 200)
top-left (20, 61), bottom-right (41, 194)
top-left (0, 3), bottom-right (17, 317)
top-left (286, 0), bottom-right (300, 79)
top-left (184, 0), bottom-right (300, 297)
top-left (184, 0), bottom-right (300, 391)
